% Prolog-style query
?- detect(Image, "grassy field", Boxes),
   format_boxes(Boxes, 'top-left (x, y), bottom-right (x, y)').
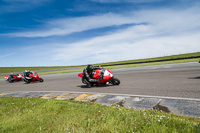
top-left (0, 97), bottom-right (200, 133)
top-left (95, 52), bottom-right (200, 66)
top-left (1, 53), bottom-right (200, 132)
top-left (0, 65), bottom-right (84, 74)
top-left (104, 58), bottom-right (199, 69)
top-left (0, 58), bottom-right (199, 79)
top-left (35, 58), bottom-right (199, 76)
top-left (0, 52), bottom-right (199, 79)
top-left (0, 52), bottom-right (199, 74)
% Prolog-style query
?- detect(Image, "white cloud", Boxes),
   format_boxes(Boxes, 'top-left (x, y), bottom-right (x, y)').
top-left (4, 6), bottom-right (200, 38)
top-left (52, 30), bottom-right (200, 64)
top-left (4, 13), bottom-right (135, 37)
top-left (51, 7), bottom-right (200, 64)
top-left (0, 53), bottom-right (15, 59)
top-left (2, 5), bottom-right (200, 65)
top-left (4, 0), bottom-right (47, 4)
top-left (0, 0), bottom-right (50, 13)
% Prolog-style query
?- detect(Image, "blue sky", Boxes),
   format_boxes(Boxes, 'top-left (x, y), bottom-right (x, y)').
top-left (0, 0), bottom-right (200, 67)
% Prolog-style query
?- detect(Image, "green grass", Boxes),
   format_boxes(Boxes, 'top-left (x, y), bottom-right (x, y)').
top-left (0, 65), bottom-right (84, 74)
top-left (0, 52), bottom-right (199, 74)
top-left (37, 58), bottom-right (198, 72)
top-left (0, 52), bottom-right (199, 79)
top-left (1, 58), bottom-right (198, 79)
top-left (0, 97), bottom-right (199, 133)
top-left (38, 68), bottom-right (83, 75)
top-left (105, 58), bottom-right (199, 69)
top-left (95, 52), bottom-right (200, 66)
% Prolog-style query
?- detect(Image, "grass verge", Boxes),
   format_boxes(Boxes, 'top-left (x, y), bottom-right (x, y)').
top-left (0, 97), bottom-right (200, 133)
top-left (0, 66), bottom-right (84, 74)
top-left (95, 52), bottom-right (200, 66)
top-left (0, 52), bottom-right (199, 74)
top-left (0, 58), bottom-right (199, 79)
top-left (105, 58), bottom-right (199, 69)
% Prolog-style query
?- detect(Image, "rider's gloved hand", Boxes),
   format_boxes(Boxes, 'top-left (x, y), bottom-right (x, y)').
top-left (101, 71), bottom-right (104, 75)
top-left (97, 74), bottom-right (103, 82)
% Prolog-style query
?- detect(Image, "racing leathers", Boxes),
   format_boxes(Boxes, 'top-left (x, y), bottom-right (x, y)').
top-left (82, 65), bottom-right (103, 87)
top-left (23, 71), bottom-right (32, 78)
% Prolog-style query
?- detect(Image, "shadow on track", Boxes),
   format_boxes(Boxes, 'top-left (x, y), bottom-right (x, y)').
top-left (188, 76), bottom-right (200, 79)
top-left (77, 84), bottom-right (112, 89)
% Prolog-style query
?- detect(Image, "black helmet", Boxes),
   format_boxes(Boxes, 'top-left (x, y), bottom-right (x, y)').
top-left (86, 64), bottom-right (93, 72)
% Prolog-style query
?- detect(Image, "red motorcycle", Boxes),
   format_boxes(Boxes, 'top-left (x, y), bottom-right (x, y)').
top-left (4, 74), bottom-right (23, 83)
top-left (22, 71), bottom-right (44, 83)
top-left (78, 68), bottom-right (120, 87)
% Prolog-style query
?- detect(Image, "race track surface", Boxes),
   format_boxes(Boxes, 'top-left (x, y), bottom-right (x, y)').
top-left (0, 62), bottom-right (200, 99)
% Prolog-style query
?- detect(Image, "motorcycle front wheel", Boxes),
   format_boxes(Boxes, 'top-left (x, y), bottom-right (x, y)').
top-left (39, 78), bottom-right (44, 82)
top-left (8, 77), bottom-right (13, 83)
top-left (111, 77), bottom-right (120, 85)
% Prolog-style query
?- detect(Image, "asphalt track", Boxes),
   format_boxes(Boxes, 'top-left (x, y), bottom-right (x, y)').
top-left (0, 62), bottom-right (200, 100)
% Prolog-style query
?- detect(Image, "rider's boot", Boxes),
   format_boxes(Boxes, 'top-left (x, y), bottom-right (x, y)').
top-left (87, 82), bottom-right (92, 88)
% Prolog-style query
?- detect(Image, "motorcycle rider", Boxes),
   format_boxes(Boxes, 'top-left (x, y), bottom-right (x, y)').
top-left (9, 73), bottom-right (16, 81)
top-left (23, 70), bottom-right (32, 78)
top-left (9, 73), bottom-right (14, 78)
top-left (82, 64), bottom-right (103, 88)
